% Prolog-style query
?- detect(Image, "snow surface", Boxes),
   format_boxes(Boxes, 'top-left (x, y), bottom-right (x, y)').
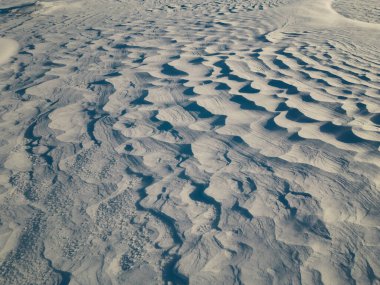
top-left (0, 0), bottom-right (379, 284)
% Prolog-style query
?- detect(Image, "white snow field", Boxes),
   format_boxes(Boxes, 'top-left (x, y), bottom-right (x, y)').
top-left (0, 0), bottom-right (379, 284)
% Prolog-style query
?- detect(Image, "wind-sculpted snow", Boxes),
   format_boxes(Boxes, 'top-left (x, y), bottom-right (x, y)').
top-left (332, 0), bottom-right (380, 24)
top-left (0, 0), bottom-right (379, 284)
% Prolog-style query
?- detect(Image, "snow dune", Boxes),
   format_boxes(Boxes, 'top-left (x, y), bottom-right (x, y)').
top-left (332, 0), bottom-right (380, 23)
top-left (0, 0), bottom-right (379, 284)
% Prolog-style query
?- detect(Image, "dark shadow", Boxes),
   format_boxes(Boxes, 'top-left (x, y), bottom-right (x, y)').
top-left (264, 117), bottom-right (285, 131)
top-left (239, 83), bottom-right (260, 94)
top-left (286, 108), bottom-right (318, 123)
top-left (273, 59), bottom-right (289, 70)
top-left (320, 122), bottom-right (366, 144)
top-left (215, 82), bottom-right (230, 91)
top-left (230, 95), bottom-right (266, 111)
top-left (184, 102), bottom-right (213, 118)
top-left (232, 201), bottom-right (253, 220)
top-left (268, 79), bottom-right (298, 95)
top-left (161, 64), bottom-right (188, 76)
top-left (370, 113), bottom-right (380, 125)
top-left (130, 90), bottom-right (153, 105)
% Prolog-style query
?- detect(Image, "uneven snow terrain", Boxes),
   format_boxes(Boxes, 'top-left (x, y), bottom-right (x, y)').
top-left (0, 0), bottom-right (379, 284)
top-left (332, 0), bottom-right (380, 24)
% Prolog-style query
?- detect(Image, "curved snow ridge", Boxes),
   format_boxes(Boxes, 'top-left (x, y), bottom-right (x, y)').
top-left (36, 1), bottom-right (83, 15)
top-left (0, 0), bottom-right (36, 11)
top-left (0, 38), bottom-right (19, 65)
